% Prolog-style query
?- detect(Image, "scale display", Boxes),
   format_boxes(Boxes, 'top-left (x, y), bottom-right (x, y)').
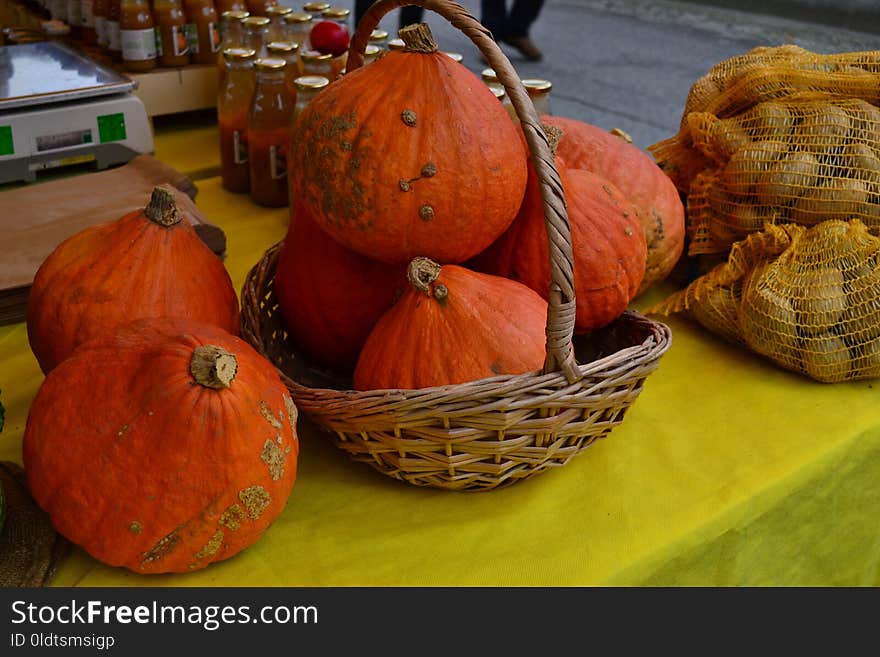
top-left (0, 41), bottom-right (136, 111)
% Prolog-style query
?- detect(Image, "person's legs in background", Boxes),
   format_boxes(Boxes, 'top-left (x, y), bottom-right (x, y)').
top-left (479, 0), bottom-right (544, 61)
top-left (354, 0), bottom-right (425, 33)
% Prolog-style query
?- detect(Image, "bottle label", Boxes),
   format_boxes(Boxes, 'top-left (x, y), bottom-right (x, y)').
top-left (67, 0), bottom-right (82, 26)
top-left (233, 130), bottom-right (247, 164)
top-left (81, 0), bottom-right (94, 27)
top-left (154, 26), bottom-right (163, 58)
top-left (107, 20), bottom-right (121, 51)
top-left (121, 27), bottom-right (158, 61)
top-left (270, 144), bottom-right (286, 180)
top-left (207, 22), bottom-right (220, 53)
top-left (184, 23), bottom-right (199, 54)
top-left (168, 24), bottom-right (189, 56)
top-left (95, 16), bottom-right (106, 45)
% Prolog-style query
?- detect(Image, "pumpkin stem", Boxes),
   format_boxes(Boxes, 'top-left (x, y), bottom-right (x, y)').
top-left (399, 23), bottom-right (438, 53)
top-left (144, 187), bottom-right (182, 227)
top-left (542, 124), bottom-right (563, 157)
top-left (406, 257), bottom-right (442, 295)
top-left (190, 345), bottom-right (238, 389)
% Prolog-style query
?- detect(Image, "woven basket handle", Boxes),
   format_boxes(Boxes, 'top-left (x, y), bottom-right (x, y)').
top-left (346, 0), bottom-right (581, 383)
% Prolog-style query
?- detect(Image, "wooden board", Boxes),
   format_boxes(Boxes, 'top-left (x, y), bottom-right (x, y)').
top-left (0, 154), bottom-right (226, 325)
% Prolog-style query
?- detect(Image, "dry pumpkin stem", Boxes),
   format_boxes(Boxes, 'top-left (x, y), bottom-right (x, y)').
top-left (143, 186), bottom-right (182, 227)
top-left (190, 345), bottom-right (238, 389)
top-left (406, 257), bottom-right (442, 294)
top-left (398, 23), bottom-right (438, 53)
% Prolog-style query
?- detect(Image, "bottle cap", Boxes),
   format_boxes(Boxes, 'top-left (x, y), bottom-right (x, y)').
top-left (481, 67), bottom-right (497, 83)
top-left (369, 29), bottom-right (388, 42)
top-left (284, 11), bottom-right (313, 23)
top-left (302, 2), bottom-right (330, 12)
top-left (443, 52), bottom-right (463, 63)
top-left (321, 7), bottom-right (350, 19)
top-left (294, 75), bottom-right (330, 90)
top-left (255, 57), bottom-right (288, 71)
top-left (267, 40), bottom-right (299, 53)
top-left (222, 47), bottom-right (258, 61)
top-left (242, 16), bottom-right (271, 29)
top-left (221, 9), bottom-right (249, 22)
top-left (522, 78), bottom-right (552, 95)
top-left (301, 49), bottom-right (333, 61)
top-left (265, 5), bottom-right (293, 17)
top-left (387, 38), bottom-right (405, 50)
top-left (487, 83), bottom-right (506, 100)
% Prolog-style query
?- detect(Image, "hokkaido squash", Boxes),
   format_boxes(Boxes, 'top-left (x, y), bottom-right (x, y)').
top-left (289, 22), bottom-right (527, 265)
top-left (26, 187), bottom-right (240, 374)
top-left (353, 258), bottom-right (548, 390)
top-left (274, 202), bottom-right (405, 371)
top-left (23, 317), bottom-right (298, 574)
top-left (475, 128), bottom-right (646, 334)
top-left (541, 115), bottom-right (685, 294)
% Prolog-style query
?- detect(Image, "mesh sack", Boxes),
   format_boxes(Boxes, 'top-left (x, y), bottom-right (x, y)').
top-left (647, 219), bottom-right (880, 383)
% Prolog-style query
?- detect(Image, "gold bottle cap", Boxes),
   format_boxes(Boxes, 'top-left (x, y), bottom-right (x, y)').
top-left (387, 38), bottom-right (405, 50)
top-left (522, 78), bottom-right (552, 95)
top-left (302, 2), bottom-right (330, 12)
top-left (487, 82), bottom-right (506, 100)
top-left (255, 56), bottom-right (287, 70)
top-left (481, 67), bottom-right (497, 83)
top-left (222, 47), bottom-right (257, 61)
top-left (284, 11), bottom-right (312, 23)
top-left (369, 28), bottom-right (388, 41)
top-left (267, 40), bottom-right (299, 53)
top-left (301, 49), bottom-right (333, 61)
top-left (443, 51), bottom-right (463, 63)
top-left (242, 16), bottom-right (271, 29)
top-left (265, 5), bottom-right (293, 17)
top-left (221, 10), bottom-right (249, 22)
top-left (321, 7), bottom-right (350, 19)
top-left (294, 75), bottom-right (330, 90)
top-left (364, 44), bottom-right (380, 56)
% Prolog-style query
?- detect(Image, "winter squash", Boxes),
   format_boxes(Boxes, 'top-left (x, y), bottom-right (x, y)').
top-left (475, 127), bottom-right (647, 333)
top-left (26, 187), bottom-right (240, 374)
top-left (289, 22), bottom-right (528, 265)
top-left (541, 115), bottom-right (685, 294)
top-left (353, 258), bottom-right (548, 390)
top-left (23, 317), bottom-right (298, 574)
top-left (274, 202), bottom-right (405, 371)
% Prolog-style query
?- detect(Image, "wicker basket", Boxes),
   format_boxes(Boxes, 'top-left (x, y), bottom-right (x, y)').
top-left (240, 0), bottom-right (673, 491)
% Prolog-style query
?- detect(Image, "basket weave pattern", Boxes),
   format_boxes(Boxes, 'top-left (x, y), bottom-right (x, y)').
top-left (240, 0), bottom-right (673, 491)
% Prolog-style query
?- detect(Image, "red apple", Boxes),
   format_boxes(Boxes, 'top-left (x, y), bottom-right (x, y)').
top-left (309, 20), bottom-right (350, 57)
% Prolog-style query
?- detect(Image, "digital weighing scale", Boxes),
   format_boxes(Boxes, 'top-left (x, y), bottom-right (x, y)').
top-left (0, 40), bottom-right (154, 184)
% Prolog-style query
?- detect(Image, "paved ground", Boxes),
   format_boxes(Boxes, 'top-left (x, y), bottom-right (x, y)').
top-left (367, 0), bottom-right (880, 151)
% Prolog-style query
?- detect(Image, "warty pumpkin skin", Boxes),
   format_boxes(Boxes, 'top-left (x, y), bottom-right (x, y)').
top-left (541, 114), bottom-right (685, 295)
top-left (26, 187), bottom-right (240, 374)
top-left (23, 317), bottom-right (298, 574)
top-left (353, 258), bottom-right (548, 390)
top-left (274, 201), bottom-right (405, 371)
top-left (476, 145), bottom-right (646, 334)
top-left (289, 23), bottom-right (528, 265)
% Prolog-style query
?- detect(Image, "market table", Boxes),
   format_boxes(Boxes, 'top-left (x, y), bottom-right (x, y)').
top-left (1, 113), bottom-right (879, 587)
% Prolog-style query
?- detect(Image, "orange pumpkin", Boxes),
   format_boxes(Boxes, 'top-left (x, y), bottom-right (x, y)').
top-left (541, 115), bottom-right (685, 294)
top-left (26, 187), bottom-right (240, 374)
top-left (476, 133), bottom-right (646, 333)
top-left (274, 202), bottom-right (405, 371)
top-left (23, 317), bottom-right (298, 574)
top-left (353, 258), bottom-right (548, 390)
top-left (289, 23), bottom-right (527, 265)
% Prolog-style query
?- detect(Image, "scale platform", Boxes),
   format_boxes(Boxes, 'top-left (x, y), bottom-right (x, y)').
top-left (0, 41), bottom-right (154, 184)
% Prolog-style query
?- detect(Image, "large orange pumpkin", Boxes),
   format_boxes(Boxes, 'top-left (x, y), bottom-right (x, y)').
top-left (353, 258), bottom-right (548, 390)
top-left (23, 317), bottom-right (298, 574)
top-left (476, 131), bottom-right (646, 333)
top-left (289, 22), bottom-right (528, 265)
top-left (541, 115), bottom-right (685, 294)
top-left (26, 187), bottom-right (240, 374)
top-left (274, 202), bottom-right (405, 371)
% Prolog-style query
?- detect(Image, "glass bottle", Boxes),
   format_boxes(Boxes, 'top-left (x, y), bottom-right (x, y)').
top-left (522, 78), bottom-right (553, 116)
top-left (106, 0), bottom-right (121, 59)
top-left (246, 0), bottom-right (276, 17)
top-left (320, 5), bottom-right (348, 29)
top-left (93, 0), bottom-right (108, 47)
top-left (386, 37), bottom-right (404, 51)
top-left (81, 0), bottom-right (97, 44)
top-left (487, 82), bottom-right (516, 121)
top-left (299, 48), bottom-right (332, 78)
top-left (217, 9), bottom-right (248, 83)
top-left (363, 43), bottom-right (380, 65)
top-left (154, 0), bottom-right (190, 67)
top-left (264, 4), bottom-right (290, 42)
top-left (369, 28), bottom-right (387, 46)
top-left (215, 0), bottom-right (246, 13)
top-left (301, 2), bottom-right (328, 14)
top-left (218, 47), bottom-right (257, 193)
top-left (66, 0), bottom-right (82, 40)
top-left (291, 74), bottom-right (327, 124)
top-left (481, 67), bottom-right (497, 85)
top-left (241, 15), bottom-right (270, 57)
top-left (248, 57), bottom-right (292, 207)
top-left (120, 0), bottom-right (158, 71)
top-left (184, 0), bottom-right (220, 65)
top-left (282, 11), bottom-right (311, 50)
top-left (266, 40), bottom-right (300, 99)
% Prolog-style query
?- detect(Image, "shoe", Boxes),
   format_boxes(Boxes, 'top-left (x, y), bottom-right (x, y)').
top-left (502, 35), bottom-right (543, 62)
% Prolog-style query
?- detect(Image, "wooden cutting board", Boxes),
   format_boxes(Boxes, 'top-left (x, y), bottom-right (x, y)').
top-left (0, 155), bottom-right (226, 326)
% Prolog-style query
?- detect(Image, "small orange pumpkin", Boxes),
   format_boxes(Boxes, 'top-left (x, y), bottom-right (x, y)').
top-left (289, 23), bottom-right (527, 265)
top-left (23, 317), bottom-right (298, 574)
top-left (541, 115), bottom-right (685, 294)
top-left (26, 187), bottom-right (240, 374)
top-left (274, 202), bottom-right (405, 371)
top-left (353, 258), bottom-right (548, 390)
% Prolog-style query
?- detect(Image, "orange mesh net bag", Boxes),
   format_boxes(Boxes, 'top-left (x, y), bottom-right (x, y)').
top-left (650, 46), bottom-right (880, 257)
top-left (647, 218), bottom-right (880, 383)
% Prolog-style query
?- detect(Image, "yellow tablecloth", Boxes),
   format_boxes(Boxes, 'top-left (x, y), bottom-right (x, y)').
top-left (1, 118), bottom-right (879, 587)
